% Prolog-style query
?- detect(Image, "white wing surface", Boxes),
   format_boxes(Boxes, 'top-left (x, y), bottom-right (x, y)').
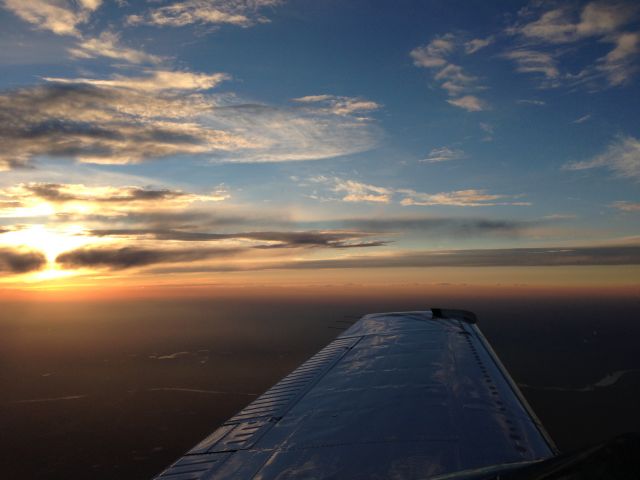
top-left (154, 309), bottom-right (556, 479)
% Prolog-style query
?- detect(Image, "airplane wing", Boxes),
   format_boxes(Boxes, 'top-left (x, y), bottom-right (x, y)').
top-left (154, 309), bottom-right (557, 479)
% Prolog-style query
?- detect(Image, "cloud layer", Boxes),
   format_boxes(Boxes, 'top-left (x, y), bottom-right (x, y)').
top-left (0, 72), bottom-right (379, 169)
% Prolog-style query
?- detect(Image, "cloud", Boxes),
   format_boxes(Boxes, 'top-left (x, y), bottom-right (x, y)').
top-left (333, 216), bottom-right (533, 237)
top-left (292, 95), bottom-right (380, 118)
top-left (502, 49), bottom-right (559, 79)
top-left (564, 135), bottom-right (640, 181)
top-left (399, 189), bottom-right (529, 207)
top-left (517, 99), bottom-right (546, 106)
top-left (56, 245), bottom-right (242, 270)
top-left (68, 31), bottom-right (163, 64)
top-left (597, 31), bottom-right (640, 86)
top-left (573, 114), bottom-right (592, 124)
top-left (435, 64), bottom-right (479, 96)
top-left (0, 183), bottom-right (229, 211)
top-left (410, 33), bottom-right (457, 68)
top-left (127, 0), bottom-right (281, 28)
top-left (611, 201), bottom-right (640, 212)
top-left (0, 247), bottom-right (47, 273)
top-left (277, 245), bottom-right (640, 270)
top-left (0, 81), bottom-right (244, 169)
top-left (0, 74), bottom-right (379, 169)
top-left (146, 243), bottom-right (640, 274)
top-left (331, 179), bottom-right (392, 203)
top-left (45, 70), bottom-right (229, 92)
top-left (421, 146), bottom-right (466, 163)
top-left (3, 0), bottom-right (102, 37)
top-left (446, 95), bottom-right (488, 112)
top-left (64, 208), bottom-right (292, 231)
top-left (507, 2), bottom-right (640, 88)
top-left (305, 177), bottom-right (527, 208)
top-left (464, 36), bottom-right (494, 54)
top-left (203, 102), bottom-right (380, 163)
top-left (410, 33), bottom-right (489, 110)
top-left (55, 230), bottom-right (387, 270)
top-left (514, 2), bottom-right (636, 44)
top-left (89, 228), bottom-right (389, 249)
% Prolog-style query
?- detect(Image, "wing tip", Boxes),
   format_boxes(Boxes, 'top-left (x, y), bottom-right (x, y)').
top-left (431, 308), bottom-right (478, 324)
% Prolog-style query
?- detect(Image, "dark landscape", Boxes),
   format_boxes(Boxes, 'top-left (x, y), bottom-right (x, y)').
top-left (2, 290), bottom-right (639, 479)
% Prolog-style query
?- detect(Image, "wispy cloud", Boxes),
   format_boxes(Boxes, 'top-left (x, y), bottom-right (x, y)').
top-left (502, 49), bottom-right (559, 81)
top-left (331, 179), bottom-right (393, 203)
top-left (88, 229), bottom-right (388, 249)
top-left (304, 177), bottom-right (528, 208)
top-left (563, 135), bottom-right (640, 181)
top-left (0, 183), bottom-right (229, 217)
top-left (0, 73), bottom-right (380, 169)
top-left (611, 201), bottom-right (640, 212)
top-left (506, 2), bottom-right (640, 88)
top-left (399, 189), bottom-right (529, 207)
top-left (517, 99), bottom-right (546, 106)
top-left (279, 245), bottom-right (640, 270)
top-left (410, 33), bottom-right (456, 68)
top-left (597, 31), bottom-right (640, 86)
top-left (421, 146), bottom-right (466, 163)
top-left (573, 114), bottom-right (592, 124)
top-left (332, 216), bottom-right (533, 237)
top-left (307, 177), bottom-right (392, 203)
top-left (2, 0), bottom-right (102, 37)
top-left (292, 95), bottom-right (380, 118)
top-left (464, 36), bottom-right (494, 54)
top-left (68, 31), bottom-right (164, 64)
top-left (410, 33), bottom-right (489, 111)
top-left (144, 243), bottom-right (640, 274)
top-left (446, 95), bottom-right (488, 112)
top-left (512, 2), bottom-right (636, 45)
top-left (45, 70), bottom-right (230, 92)
top-left (127, 0), bottom-right (282, 28)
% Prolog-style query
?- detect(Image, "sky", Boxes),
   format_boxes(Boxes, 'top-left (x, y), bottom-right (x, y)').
top-left (0, 0), bottom-right (639, 296)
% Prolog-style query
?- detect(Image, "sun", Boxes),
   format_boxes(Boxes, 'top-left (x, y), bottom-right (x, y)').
top-left (1, 224), bottom-right (95, 281)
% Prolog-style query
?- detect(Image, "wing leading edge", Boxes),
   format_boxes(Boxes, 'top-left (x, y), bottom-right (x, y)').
top-left (154, 309), bottom-right (556, 479)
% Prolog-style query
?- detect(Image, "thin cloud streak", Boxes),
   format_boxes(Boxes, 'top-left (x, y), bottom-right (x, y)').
top-left (399, 189), bottom-right (529, 207)
top-left (56, 245), bottom-right (244, 270)
top-left (87, 228), bottom-right (389, 249)
top-left (421, 146), bottom-right (466, 163)
top-left (611, 201), bottom-right (640, 212)
top-left (144, 244), bottom-right (640, 274)
top-left (305, 177), bottom-right (525, 207)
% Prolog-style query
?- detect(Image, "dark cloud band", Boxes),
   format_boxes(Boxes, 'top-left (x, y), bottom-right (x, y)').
top-left (0, 248), bottom-right (47, 274)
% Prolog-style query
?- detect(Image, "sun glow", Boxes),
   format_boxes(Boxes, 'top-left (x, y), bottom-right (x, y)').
top-left (1, 224), bottom-right (98, 281)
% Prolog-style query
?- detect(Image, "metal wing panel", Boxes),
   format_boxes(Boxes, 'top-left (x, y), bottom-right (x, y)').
top-left (154, 309), bottom-right (555, 480)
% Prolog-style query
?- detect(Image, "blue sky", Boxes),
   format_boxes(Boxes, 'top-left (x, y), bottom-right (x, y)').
top-left (0, 0), bottom-right (638, 287)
